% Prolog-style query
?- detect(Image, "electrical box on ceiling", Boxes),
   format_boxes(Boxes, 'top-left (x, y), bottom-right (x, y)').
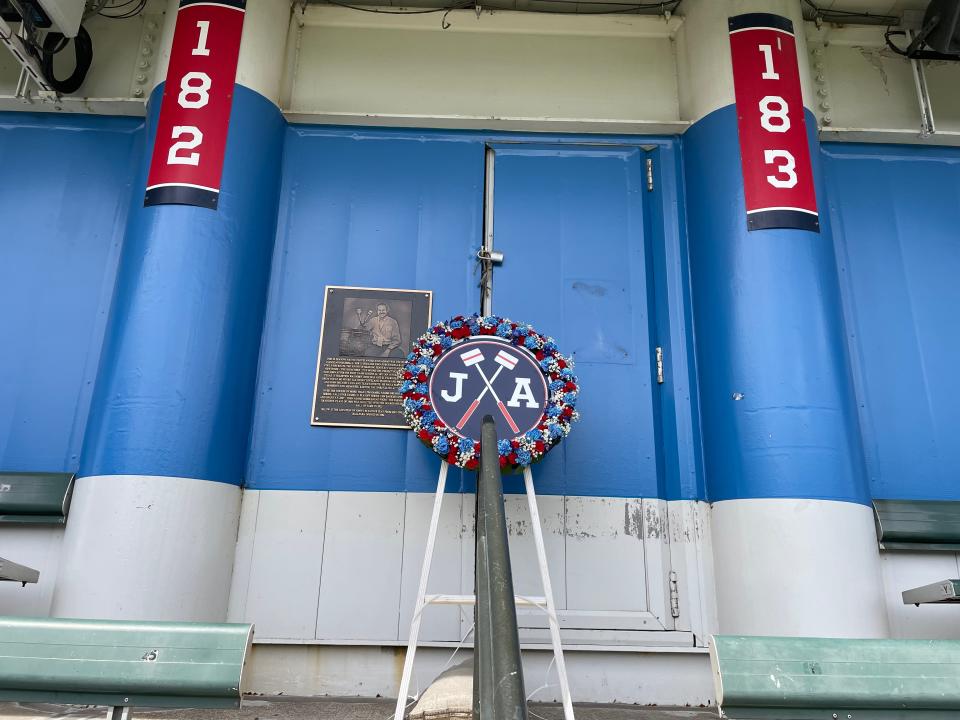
top-left (0, 0), bottom-right (82, 36)
top-left (925, 0), bottom-right (960, 54)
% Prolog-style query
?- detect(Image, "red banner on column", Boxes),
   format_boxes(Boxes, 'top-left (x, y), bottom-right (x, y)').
top-left (144, 0), bottom-right (246, 210)
top-left (729, 13), bottom-right (819, 232)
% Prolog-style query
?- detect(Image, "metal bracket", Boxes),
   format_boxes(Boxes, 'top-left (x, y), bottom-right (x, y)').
top-left (907, 29), bottom-right (936, 138)
top-left (131, 14), bottom-right (163, 100)
top-left (669, 570), bottom-right (680, 619)
top-left (477, 248), bottom-right (504, 265)
top-left (656, 346), bottom-right (664, 384)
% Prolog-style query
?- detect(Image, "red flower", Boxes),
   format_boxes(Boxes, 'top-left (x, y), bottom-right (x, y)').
top-left (403, 371), bottom-right (413, 380)
top-left (447, 450), bottom-right (458, 464)
top-left (418, 372), bottom-right (428, 383)
top-left (508, 452), bottom-right (518, 464)
top-left (535, 351), bottom-right (545, 360)
top-left (421, 403), bottom-right (432, 412)
top-left (451, 327), bottom-right (470, 340)
top-left (499, 456), bottom-right (507, 468)
top-left (434, 419), bottom-right (446, 429)
top-left (558, 359), bottom-right (567, 369)
top-left (562, 407), bottom-right (574, 418)
top-left (418, 429), bottom-right (432, 442)
top-left (564, 382), bottom-right (577, 392)
top-left (466, 458), bottom-right (479, 470)
top-left (432, 344), bottom-right (442, 355)
top-left (535, 441), bottom-right (546, 453)
top-left (511, 440), bottom-right (520, 449)
top-left (479, 325), bottom-right (495, 335)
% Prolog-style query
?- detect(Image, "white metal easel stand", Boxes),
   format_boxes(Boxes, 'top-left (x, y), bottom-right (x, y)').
top-left (394, 462), bottom-right (575, 720)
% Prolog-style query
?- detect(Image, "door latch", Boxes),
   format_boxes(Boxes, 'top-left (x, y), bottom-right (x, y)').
top-left (477, 248), bottom-right (504, 264)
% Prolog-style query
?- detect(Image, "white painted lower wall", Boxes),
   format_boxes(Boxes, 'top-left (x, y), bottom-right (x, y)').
top-left (227, 488), bottom-right (716, 704)
top-left (1, 480), bottom-right (956, 705)
top-left (228, 490), bottom-right (711, 648)
top-left (880, 550), bottom-right (960, 640)
top-left (50, 474), bottom-right (241, 621)
top-left (243, 643), bottom-right (715, 707)
top-left (0, 524), bottom-right (63, 616)
top-left (710, 498), bottom-right (889, 638)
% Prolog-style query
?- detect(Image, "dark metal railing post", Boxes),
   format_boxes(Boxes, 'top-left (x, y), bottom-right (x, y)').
top-left (474, 415), bottom-right (528, 720)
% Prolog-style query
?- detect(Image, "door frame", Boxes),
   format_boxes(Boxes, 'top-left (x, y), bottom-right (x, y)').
top-left (477, 138), bottom-right (714, 646)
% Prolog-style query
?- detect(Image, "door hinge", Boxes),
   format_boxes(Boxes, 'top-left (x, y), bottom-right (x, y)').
top-left (646, 157), bottom-right (654, 191)
top-left (655, 346), bottom-right (664, 384)
top-left (669, 571), bottom-right (680, 619)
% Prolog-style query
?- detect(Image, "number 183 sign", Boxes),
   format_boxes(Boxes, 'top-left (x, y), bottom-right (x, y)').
top-left (144, 0), bottom-right (246, 209)
top-left (729, 13), bottom-right (819, 232)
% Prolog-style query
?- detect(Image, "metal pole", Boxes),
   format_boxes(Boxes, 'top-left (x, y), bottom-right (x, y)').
top-left (474, 416), bottom-right (528, 720)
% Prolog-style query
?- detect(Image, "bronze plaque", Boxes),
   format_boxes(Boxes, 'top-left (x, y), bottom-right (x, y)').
top-left (311, 286), bottom-right (432, 428)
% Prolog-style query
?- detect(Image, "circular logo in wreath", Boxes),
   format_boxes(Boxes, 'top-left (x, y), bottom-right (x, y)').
top-left (398, 315), bottom-right (579, 471)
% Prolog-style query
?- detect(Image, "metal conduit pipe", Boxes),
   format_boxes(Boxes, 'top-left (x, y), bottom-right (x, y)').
top-left (475, 416), bottom-right (528, 720)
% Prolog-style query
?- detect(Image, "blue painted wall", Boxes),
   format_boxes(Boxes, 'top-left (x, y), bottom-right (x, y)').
top-left (683, 106), bottom-right (870, 505)
top-left (0, 113), bottom-right (142, 473)
top-left (78, 85), bottom-right (285, 485)
top-left (244, 128), bottom-right (702, 499)
top-left (244, 127), bottom-right (486, 493)
top-left (823, 143), bottom-right (960, 501)
top-left (490, 144), bottom-right (663, 498)
top-left (12, 108), bottom-right (953, 504)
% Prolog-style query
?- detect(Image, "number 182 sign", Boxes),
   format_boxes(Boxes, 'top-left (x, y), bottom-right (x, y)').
top-left (729, 13), bottom-right (819, 232)
top-left (144, 0), bottom-right (246, 210)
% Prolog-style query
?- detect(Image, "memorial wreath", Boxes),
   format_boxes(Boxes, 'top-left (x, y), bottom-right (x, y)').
top-left (398, 314), bottom-right (579, 471)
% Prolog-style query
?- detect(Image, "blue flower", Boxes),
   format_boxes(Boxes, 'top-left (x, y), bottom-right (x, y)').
top-left (549, 424), bottom-right (563, 439)
top-left (516, 448), bottom-right (532, 465)
top-left (563, 392), bottom-right (577, 406)
top-left (544, 341), bottom-right (557, 353)
top-left (547, 405), bottom-right (561, 417)
top-left (404, 398), bottom-right (418, 411)
top-left (467, 319), bottom-right (480, 334)
top-left (435, 436), bottom-right (449, 454)
top-left (496, 323), bottom-right (512, 338)
top-left (421, 357), bottom-right (434, 369)
top-left (441, 336), bottom-right (453, 349)
top-left (400, 381), bottom-right (414, 393)
top-left (524, 335), bottom-right (539, 350)
top-left (549, 380), bottom-right (563, 392)
top-left (498, 439), bottom-right (512, 455)
top-left (541, 359), bottom-right (553, 372)
top-left (422, 411), bottom-right (437, 425)
top-left (460, 438), bottom-right (475, 454)
top-left (407, 352), bottom-right (418, 362)
top-left (450, 320), bottom-right (463, 329)
top-left (561, 368), bottom-right (574, 378)
top-left (514, 326), bottom-right (528, 337)
top-left (415, 383), bottom-right (429, 395)
top-left (525, 429), bottom-right (542, 442)
top-left (481, 316), bottom-right (497, 327)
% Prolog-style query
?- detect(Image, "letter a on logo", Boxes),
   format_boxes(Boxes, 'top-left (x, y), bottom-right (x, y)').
top-left (507, 377), bottom-right (539, 408)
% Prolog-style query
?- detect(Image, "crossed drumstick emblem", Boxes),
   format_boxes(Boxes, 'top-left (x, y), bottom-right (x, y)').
top-left (456, 347), bottom-right (521, 433)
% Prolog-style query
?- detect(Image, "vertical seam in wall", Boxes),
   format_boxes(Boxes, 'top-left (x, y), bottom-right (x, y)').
top-left (396, 491), bottom-right (409, 642)
top-left (240, 490), bottom-right (261, 622)
top-left (313, 490), bottom-right (331, 639)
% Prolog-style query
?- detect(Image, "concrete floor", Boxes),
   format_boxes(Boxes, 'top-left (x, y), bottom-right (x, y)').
top-left (0, 699), bottom-right (719, 720)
